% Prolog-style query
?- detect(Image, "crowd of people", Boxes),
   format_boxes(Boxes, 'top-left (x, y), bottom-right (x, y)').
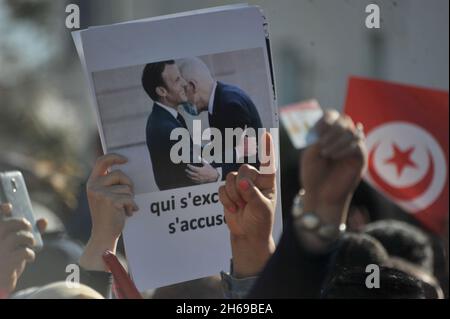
top-left (0, 110), bottom-right (448, 299)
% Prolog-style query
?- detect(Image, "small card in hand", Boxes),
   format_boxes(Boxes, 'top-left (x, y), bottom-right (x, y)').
top-left (280, 99), bottom-right (323, 149)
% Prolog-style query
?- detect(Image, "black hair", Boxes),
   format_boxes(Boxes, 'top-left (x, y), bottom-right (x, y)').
top-left (385, 257), bottom-right (444, 299)
top-left (364, 220), bottom-right (434, 273)
top-left (321, 266), bottom-right (426, 299)
top-left (141, 60), bottom-right (175, 102)
top-left (330, 233), bottom-right (390, 270)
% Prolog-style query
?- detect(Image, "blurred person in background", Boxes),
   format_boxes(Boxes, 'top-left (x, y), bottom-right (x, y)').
top-left (327, 233), bottom-right (390, 271)
top-left (321, 266), bottom-right (427, 299)
top-left (0, 0), bottom-right (97, 233)
top-left (0, 0), bottom-right (100, 296)
top-left (323, 232), bottom-right (443, 298)
top-left (364, 219), bottom-right (448, 297)
top-left (364, 220), bottom-right (435, 274)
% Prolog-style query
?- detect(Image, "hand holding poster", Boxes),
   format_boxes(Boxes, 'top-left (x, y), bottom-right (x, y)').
top-left (73, 5), bottom-right (282, 290)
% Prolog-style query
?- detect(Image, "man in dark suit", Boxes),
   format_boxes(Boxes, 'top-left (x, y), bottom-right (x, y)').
top-left (142, 60), bottom-right (220, 191)
top-left (177, 58), bottom-right (263, 179)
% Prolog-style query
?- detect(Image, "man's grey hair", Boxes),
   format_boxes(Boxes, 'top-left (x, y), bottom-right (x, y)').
top-left (176, 57), bottom-right (214, 85)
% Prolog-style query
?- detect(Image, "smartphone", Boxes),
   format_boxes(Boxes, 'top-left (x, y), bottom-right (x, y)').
top-left (0, 171), bottom-right (43, 251)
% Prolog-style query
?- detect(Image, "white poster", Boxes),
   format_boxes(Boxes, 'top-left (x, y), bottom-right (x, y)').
top-left (73, 5), bottom-right (282, 291)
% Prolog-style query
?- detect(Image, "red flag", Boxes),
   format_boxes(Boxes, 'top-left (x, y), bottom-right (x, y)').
top-left (344, 76), bottom-right (449, 235)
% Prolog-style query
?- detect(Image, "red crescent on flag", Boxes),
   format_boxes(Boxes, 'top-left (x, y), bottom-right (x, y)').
top-left (368, 143), bottom-right (435, 201)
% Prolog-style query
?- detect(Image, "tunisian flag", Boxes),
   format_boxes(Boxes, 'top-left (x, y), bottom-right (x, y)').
top-left (344, 77), bottom-right (449, 235)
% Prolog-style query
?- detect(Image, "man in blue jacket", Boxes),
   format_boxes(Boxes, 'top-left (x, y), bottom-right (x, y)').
top-left (177, 58), bottom-right (263, 180)
top-left (142, 60), bottom-right (220, 190)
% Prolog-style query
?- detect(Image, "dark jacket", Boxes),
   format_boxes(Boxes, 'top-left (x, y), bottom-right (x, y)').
top-left (208, 82), bottom-right (263, 178)
top-left (146, 103), bottom-right (200, 190)
top-left (247, 216), bottom-right (333, 298)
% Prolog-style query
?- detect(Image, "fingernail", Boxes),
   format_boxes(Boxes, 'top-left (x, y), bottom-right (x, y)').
top-left (228, 206), bottom-right (237, 213)
top-left (238, 179), bottom-right (250, 191)
top-left (0, 203), bottom-right (12, 214)
top-left (23, 218), bottom-right (32, 227)
top-left (238, 200), bottom-right (246, 209)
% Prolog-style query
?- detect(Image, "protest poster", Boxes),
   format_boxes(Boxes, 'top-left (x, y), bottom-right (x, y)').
top-left (73, 5), bottom-right (282, 290)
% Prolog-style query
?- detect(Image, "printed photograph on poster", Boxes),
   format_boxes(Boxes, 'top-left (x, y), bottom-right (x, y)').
top-left (91, 48), bottom-right (274, 194)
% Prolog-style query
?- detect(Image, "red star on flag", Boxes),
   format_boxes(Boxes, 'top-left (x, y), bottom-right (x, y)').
top-left (384, 143), bottom-right (418, 177)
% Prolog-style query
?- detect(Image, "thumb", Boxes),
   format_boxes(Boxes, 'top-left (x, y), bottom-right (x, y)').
top-left (201, 158), bottom-right (209, 166)
top-left (237, 178), bottom-right (264, 205)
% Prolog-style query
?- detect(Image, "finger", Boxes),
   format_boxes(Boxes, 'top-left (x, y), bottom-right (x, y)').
top-left (109, 185), bottom-right (133, 196)
top-left (0, 203), bottom-right (13, 217)
top-left (5, 231), bottom-right (36, 250)
top-left (186, 165), bottom-right (201, 173)
top-left (12, 247), bottom-right (36, 263)
top-left (36, 218), bottom-right (48, 234)
top-left (236, 178), bottom-right (266, 206)
top-left (185, 169), bottom-right (199, 179)
top-left (321, 130), bottom-right (354, 157)
top-left (312, 117), bottom-right (328, 136)
top-left (353, 123), bottom-right (366, 146)
top-left (259, 132), bottom-right (276, 175)
top-left (226, 172), bottom-right (245, 209)
top-left (238, 164), bottom-right (275, 192)
top-left (237, 164), bottom-right (259, 184)
top-left (314, 110), bottom-right (340, 136)
top-left (355, 122), bottom-right (365, 139)
top-left (218, 185), bottom-right (237, 214)
top-left (319, 122), bottom-right (345, 148)
top-left (90, 154), bottom-right (128, 179)
top-left (333, 140), bottom-right (365, 160)
top-left (124, 199), bottom-right (139, 216)
top-left (0, 218), bottom-right (32, 239)
top-left (124, 204), bottom-right (137, 217)
top-left (98, 170), bottom-right (134, 190)
top-left (113, 196), bottom-right (139, 217)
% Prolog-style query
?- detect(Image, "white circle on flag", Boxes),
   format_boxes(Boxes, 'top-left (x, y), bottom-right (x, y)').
top-left (365, 121), bottom-right (447, 213)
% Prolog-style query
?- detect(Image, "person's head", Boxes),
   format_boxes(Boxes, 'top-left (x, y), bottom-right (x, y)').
top-left (12, 282), bottom-right (104, 299)
top-left (321, 266), bottom-right (426, 299)
top-left (330, 233), bottom-right (390, 270)
top-left (364, 220), bottom-right (434, 273)
top-left (176, 58), bottom-right (215, 111)
top-left (141, 60), bottom-right (187, 107)
top-left (385, 257), bottom-right (444, 299)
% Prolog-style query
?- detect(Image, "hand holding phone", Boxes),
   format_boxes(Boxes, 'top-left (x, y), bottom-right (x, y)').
top-left (0, 171), bottom-right (43, 251)
top-left (0, 171), bottom-right (47, 295)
